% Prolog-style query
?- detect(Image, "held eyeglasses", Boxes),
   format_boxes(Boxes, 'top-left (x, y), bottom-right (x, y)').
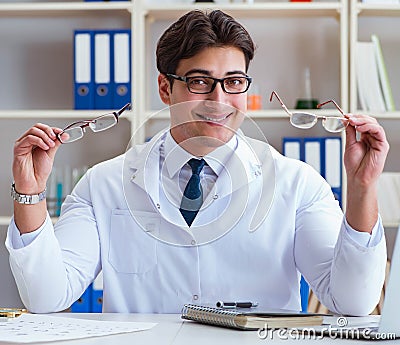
top-left (167, 73), bottom-right (252, 94)
top-left (57, 103), bottom-right (131, 144)
top-left (270, 91), bottom-right (349, 133)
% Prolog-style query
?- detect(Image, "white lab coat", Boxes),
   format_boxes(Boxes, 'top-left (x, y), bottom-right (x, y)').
top-left (6, 129), bottom-right (386, 315)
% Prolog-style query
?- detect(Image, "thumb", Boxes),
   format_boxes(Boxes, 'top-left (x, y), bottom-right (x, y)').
top-left (46, 139), bottom-right (63, 161)
top-left (344, 117), bottom-right (357, 150)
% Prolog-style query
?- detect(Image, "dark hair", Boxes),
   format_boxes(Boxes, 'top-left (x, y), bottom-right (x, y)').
top-left (156, 10), bottom-right (255, 75)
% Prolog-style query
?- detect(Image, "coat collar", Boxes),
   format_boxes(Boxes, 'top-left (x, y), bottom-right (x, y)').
top-left (127, 128), bottom-right (264, 192)
top-left (125, 128), bottom-right (275, 233)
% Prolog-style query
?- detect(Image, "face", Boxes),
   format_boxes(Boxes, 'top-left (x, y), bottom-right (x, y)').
top-left (158, 46), bottom-right (248, 156)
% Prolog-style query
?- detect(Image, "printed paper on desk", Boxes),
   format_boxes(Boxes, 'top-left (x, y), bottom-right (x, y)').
top-left (0, 314), bottom-right (156, 343)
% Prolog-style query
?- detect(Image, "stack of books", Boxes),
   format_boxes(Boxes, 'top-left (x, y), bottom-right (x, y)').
top-left (356, 34), bottom-right (395, 112)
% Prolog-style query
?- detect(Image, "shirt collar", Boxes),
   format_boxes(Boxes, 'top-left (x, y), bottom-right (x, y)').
top-left (163, 130), bottom-right (238, 178)
top-left (164, 131), bottom-right (194, 178)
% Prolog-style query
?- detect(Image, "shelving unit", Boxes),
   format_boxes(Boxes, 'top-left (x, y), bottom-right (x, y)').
top-left (349, 2), bottom-right (400, 168)
top-left (6, 0), bottom-right (400, 228)
top-left (142, 1), bottom-right (347, 142)
top-left (0, 2), bottom-right (133, 224)
top-left (349, 0), bottom-right (400, 116)
top-left (1, 0), bottom-right (397, 311)
top-left (349, 0), bottom-right (400, 229)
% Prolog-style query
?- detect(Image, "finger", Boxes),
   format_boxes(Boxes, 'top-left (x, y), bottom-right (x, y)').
top-left (352, 122), bottom-right (387, 143)
top-left (347, 114), bottom-right (378, 127)
top-left (15, 125), bottom-right (61, 151)
top-left (34, 123), bottom-right (61, 140)
top-left (345, 114), bottom-right (387, 145)
top-left (14, 134), bottom-right (53, 155)
top-left (45, 141), bottom-right (62, 161)
top-left (16, 123), bottom-right (48, 141)
top-left (16, 123), bottom-right (62, 144)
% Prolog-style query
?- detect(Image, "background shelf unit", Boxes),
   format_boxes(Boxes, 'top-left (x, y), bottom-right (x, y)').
top-left (2, 0), bottom-right (399, 310)
top-left (1, 0), bottom-right (398, 224)
top-left (349, 0), bottom-right (400, 184)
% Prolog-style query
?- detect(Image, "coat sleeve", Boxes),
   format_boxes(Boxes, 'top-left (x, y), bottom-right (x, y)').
top-left (293, 165), bottom-right (387, 316)
top-left (5, 171), bottom-right (100, 313)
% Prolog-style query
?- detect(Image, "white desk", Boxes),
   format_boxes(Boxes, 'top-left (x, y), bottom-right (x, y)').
top-left (1, 313), bottom-right (399, 345)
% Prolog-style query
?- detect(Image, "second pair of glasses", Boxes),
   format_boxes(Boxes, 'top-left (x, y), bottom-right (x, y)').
top-left (270, 91), bottom-right (349, 133)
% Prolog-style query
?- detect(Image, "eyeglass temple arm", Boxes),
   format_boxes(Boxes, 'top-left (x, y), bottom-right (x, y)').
top-left (116, 102), bottom-right (132, 117)
top-left (62, 119), bottom-right (93, 131)
top-left (269, 91), bottom-right (292, 117)
top-left (317, 99), bottom-right (345, 116)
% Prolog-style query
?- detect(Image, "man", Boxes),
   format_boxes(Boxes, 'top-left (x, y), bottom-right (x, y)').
top-left (7, 10), bottom-right (389, 315)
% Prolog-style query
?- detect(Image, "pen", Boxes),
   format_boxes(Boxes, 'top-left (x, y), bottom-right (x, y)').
top-left (216, 301), bottom-right (258, 309)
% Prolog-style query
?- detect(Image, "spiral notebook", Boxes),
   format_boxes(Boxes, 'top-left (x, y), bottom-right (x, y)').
top-left (181, 304), bottom-right (324, 330)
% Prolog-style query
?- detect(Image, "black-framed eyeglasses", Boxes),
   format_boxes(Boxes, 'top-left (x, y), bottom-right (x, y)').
top-left (270, 91), bottom-right (349, 133)
top-left (57, 103), bottom-right (132, 144)
top-left (166, 74), bottom-right (252, 94)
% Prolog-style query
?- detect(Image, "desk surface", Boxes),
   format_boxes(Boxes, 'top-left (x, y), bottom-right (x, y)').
top-left (1, 313), bottom-right (398, 345)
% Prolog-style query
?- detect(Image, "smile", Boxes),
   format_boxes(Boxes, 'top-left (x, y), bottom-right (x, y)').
top-left (197, 113), bottom-right (232, 122)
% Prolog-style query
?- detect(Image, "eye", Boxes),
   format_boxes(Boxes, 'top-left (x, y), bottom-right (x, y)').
top-left (225, 77), bottom-right (245, 87)
top-left (188, 77), bottom-right (209, 86)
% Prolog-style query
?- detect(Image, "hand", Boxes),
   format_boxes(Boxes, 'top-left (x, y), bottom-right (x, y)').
top-left (344, 114), bottom-right (389, 188)
top-left (344, 114), bottom-right (389, 232)
top-left (13, 123), bottom-right (63, 194)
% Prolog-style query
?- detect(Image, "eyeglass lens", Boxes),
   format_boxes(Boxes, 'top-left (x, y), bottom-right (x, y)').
top-left (322, 117), bottom-right (348, 133)
top-left (90, 113), bottom-right (117, 132)
top-left (62, 127), bottom-right (84, 143)
top-left (291, 113), bottom-right (348, 133)
top-left (188, 76), bottom-right (249, 94)
top-left (290, 113), bottom-right (317, 129)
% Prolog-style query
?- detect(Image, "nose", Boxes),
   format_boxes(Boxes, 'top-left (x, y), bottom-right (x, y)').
top-left (207, 80), bottom-right (226, 102)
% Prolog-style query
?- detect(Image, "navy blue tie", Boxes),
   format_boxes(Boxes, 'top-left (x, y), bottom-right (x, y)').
top-left (180, 158), bottom-right (206, 226)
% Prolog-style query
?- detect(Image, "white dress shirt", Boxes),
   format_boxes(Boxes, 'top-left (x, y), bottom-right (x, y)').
top-left (6, 128), bottom-right (386, 315)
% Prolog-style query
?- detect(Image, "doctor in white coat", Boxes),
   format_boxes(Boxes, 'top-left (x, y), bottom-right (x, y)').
top-left (7, 10), bottom-right (389, 315)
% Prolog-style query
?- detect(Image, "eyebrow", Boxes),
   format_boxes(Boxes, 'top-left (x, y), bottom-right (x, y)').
top-left (184, 69), bottom-right (247, 77)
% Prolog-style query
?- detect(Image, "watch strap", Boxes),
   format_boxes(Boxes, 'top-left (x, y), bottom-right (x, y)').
top-left (11, 183), bottom-right (47, 205)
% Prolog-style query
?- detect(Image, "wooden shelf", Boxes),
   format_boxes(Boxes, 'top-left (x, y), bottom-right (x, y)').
top-left (0, 2), bottom-right (132, 16)
top-left (145, 108), bottom-right (351, 120)
top-left (0, 110), bottom-right (133, 120)
top-left (356, 3), bottom-right (400, 17)
top-left (144, 2), bottom-right (343, 21)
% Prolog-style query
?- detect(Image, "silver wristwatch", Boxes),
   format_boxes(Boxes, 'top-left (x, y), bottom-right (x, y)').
top-left (11, 183), bottom-right (47, 205)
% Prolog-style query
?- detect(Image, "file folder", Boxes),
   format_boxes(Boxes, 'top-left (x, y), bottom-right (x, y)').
top-left (282, 136), bottom-right (342, 207)
top-left (94, 31), bottom-right (112, 109)
top-left (300, 276), bottom-right (309, 312)
top-left (304, 138), bottom-right (323, 175)
top-left (112, 29), bottom-right (131, 108)
top-left (324, 137), bottom-right (342, 206)
top-left (74, 30), bottom-right (94, 110)
top-left (91, 272), bottom-right (103, 313)
top-left (282, 137), bottom-right (303, 161)
top-left (71, 285), bottom-right (92, 313)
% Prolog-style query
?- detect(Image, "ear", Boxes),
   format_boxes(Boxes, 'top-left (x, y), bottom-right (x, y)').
top-left (158, 74), bottom-right (171, 105)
